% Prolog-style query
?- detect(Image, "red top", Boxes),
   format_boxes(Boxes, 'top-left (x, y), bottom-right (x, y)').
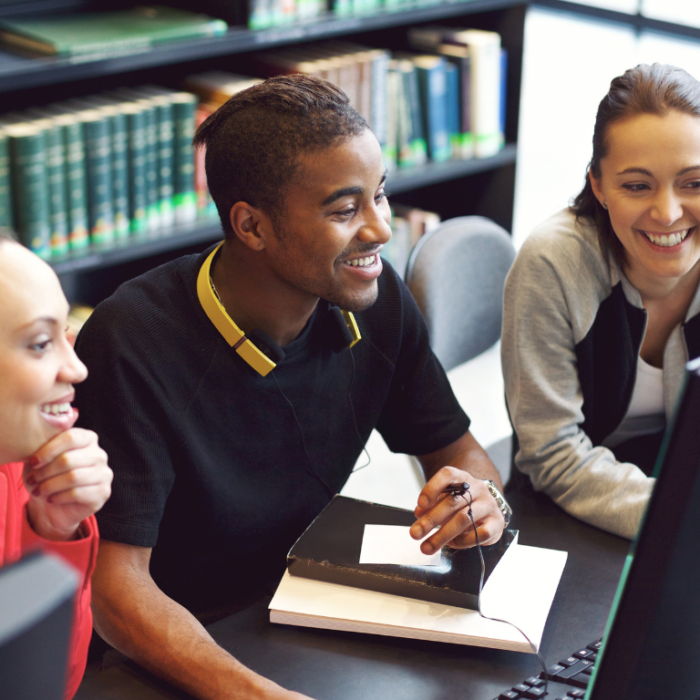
top-left (0, 462), bottom-right (99, 700)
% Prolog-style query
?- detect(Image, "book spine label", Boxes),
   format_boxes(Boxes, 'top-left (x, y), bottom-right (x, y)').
top-left (384, 66), bottom-right (398, 170)
top-left (109, 111), bottom-right (130, 240)
top-left (126, 109), bottom-right (148, 235)
top-left (44, 124), bottom-right (69, 256)
top-left (399, 65), bottom-right (427, 168)
top-left (370, 52), bottom-right (390, 146)
top-left (83, 118), bottom-right (114, 246)
top-left (396, 65), bottom-right (413, 167)
top-left (173, 97), bottom-right (197, 224)
top-left (459, 55), bottom-right (474, 159)
top-left (417, 63), bottom-right (450, 164)
top-left (444, 63), bottom-right (461, 159)
top-left (0, 133), bottom-right (13, 229)
top-left (499, 48), bottom-right (508, 146)
top-left (63, 121), bottom-right (89, 251)
top-left (143, 105), bottom-right (160, 231)
top-left (155, 102), bottom-right (175, 228)
top-left (471, 38), bottom-right (502, 158)
top-left (10, 130), bottom-right (50, 259)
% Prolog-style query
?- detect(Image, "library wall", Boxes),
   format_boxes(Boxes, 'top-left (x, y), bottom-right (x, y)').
top-left (512, 8), bottom-right (636, 246)
top-left (513, 5), bottom-right (700, 247)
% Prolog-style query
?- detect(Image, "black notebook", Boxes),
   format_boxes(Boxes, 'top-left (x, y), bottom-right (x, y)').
top-left (287, 495), bottom-right (517, 609)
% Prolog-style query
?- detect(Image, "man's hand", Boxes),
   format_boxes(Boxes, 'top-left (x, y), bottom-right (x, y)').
top-left (412, 431), bottom-right (507, 554)
top-left (24, 427), bottom-right (112, 542)
top-left (410, 466), bottom-right (504, 554)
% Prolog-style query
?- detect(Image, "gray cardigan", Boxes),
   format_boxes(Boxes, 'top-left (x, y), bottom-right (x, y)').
top-left (502, 209), bottom-right (700, 539)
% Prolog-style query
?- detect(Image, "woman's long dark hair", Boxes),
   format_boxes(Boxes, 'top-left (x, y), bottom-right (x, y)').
top-left (572, 63), bottom-right (700, 266)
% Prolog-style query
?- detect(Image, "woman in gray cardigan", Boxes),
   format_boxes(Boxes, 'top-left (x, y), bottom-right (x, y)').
top-left (503, 63), bottom-right (700, 539)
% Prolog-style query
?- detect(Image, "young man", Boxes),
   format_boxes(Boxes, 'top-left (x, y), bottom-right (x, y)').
top-left (74, 75), bottom-right (509, 700)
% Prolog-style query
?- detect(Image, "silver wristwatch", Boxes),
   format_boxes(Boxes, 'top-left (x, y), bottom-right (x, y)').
top-left (483, 479), bottom-right (513, 528)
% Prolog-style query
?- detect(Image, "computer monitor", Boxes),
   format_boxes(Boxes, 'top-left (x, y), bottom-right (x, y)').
top-left (588, 357), bottom-right (700, 700)
top-left (0, 550), bottom-right (78, 699)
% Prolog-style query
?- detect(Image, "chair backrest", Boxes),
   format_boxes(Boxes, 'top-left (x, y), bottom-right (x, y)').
top-left (405, 216), bottom-right (515, 373)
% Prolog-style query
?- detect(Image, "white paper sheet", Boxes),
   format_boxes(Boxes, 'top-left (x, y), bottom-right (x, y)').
top-left (359, 524), bottom-right (442, 566)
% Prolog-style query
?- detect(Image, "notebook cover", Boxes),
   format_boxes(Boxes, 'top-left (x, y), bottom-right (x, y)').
top-left (287, 495), bottom-right (517, 610)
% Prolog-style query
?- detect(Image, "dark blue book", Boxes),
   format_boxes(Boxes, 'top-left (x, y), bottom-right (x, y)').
top-left (444, 61), bottom-right (461, 159)
top-left (500, 48), bottom-right (508, 143)
top-left (413, 54), bottom-right (451, 163)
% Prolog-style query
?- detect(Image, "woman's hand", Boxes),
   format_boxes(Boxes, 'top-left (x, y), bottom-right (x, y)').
top-left (23, 427), bottom-right (112, 542)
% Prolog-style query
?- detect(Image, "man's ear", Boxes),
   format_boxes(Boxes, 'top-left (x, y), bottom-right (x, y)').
top-left (229, 202), bottom-right (275, 251)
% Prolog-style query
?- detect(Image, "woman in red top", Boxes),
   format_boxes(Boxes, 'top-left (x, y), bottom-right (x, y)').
top-left (0, 231), bottom-right (112, 699)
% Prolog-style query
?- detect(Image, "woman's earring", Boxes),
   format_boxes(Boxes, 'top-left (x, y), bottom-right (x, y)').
top-left (602, 201), bottom-right (608, 210)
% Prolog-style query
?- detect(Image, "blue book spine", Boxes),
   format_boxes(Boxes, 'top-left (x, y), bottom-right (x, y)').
top-left (444, 62), bottom-right (461, 159)
top-left (500, 48), bottom-right (508, 145)
top-left (416, 58), bottom-right (450, 164)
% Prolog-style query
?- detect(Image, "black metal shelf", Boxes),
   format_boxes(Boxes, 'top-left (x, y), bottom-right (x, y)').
top-left (50, 145), bottom-right (516, 275)
top-left (388, 142), bottom-right (516, 193)
top-left (51, 218), bottom-right (222, 275)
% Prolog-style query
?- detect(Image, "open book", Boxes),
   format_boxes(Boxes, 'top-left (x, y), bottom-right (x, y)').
top-left (270, 539), bottom-right (567, 653)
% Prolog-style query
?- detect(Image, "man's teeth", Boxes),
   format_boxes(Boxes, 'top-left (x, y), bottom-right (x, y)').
top-left (347, 255), bottom-right (376, 268)
top-left (644, 229), bottom-right (690, 247)
top-left (40, 402), bottom-right (71, 415)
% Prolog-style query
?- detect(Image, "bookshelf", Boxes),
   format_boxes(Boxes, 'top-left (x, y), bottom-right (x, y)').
top-left (0, 0), bottom-right (696, 303)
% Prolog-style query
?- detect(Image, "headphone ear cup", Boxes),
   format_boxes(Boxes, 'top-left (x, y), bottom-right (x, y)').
top-left (247, 329), bottom-right (286, 364)
top-left (327, 306), bottom-right (354, 353)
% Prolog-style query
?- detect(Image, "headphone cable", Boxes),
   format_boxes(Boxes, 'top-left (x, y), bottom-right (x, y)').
top-left (348, 348), bottom-right (372, 473)
top-left (459, 485), bottom-right (549, 694)
top-left (272, 373), bottom-right (334, 498)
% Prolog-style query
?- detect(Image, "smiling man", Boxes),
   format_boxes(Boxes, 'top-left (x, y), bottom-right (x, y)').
top-left (74, 75), bottom-right (507, 700)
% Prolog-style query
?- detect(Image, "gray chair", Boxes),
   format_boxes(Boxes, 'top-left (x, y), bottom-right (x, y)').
top-left (405, 216), bottom-right (516, 372)
top-left (405, 216), bottom-right (516, 479)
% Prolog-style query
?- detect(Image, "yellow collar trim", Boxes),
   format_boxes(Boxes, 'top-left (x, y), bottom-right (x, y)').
top-left (196, 242), bottom-right (276, 377)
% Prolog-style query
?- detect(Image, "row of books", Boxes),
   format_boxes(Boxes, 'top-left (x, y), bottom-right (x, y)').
top-left (0, 87), bottom-right (201, 260)
top-left (0, 1), bottom-right (499, 54)
top-left (383, 204), bottom-right (440, 278)
top-left (190, 29), bottom-right (505, 175)
top-left (212, 0), bottom-right (449, 30)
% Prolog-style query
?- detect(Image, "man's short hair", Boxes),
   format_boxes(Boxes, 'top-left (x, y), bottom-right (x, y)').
top-left (193, 74), bottom-right (369, 237)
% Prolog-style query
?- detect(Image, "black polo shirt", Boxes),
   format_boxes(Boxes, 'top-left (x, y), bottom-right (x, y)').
top-left (75, 247), bottom-right (470, 613)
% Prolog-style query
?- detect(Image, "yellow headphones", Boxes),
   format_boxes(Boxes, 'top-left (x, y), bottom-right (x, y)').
top-left (197, 243), bottom-right (361, 377)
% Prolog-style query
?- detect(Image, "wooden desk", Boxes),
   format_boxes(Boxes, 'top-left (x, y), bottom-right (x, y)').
top-left (75, 488), bottom-right (630, 700)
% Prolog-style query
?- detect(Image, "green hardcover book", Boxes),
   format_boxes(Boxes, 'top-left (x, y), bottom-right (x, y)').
top-left (47, 110), bottom-right (90, 252)
top-left (123, 87), bottom-right (176, 230)
top-left (26, 114), bottom-right (69, 257)
top-left (0, 7), bottom-right (228, 58)
top-left (81, 109), bottom-right (114, 247)
top-left (6, 123), bottom-right (50, 259)
top-left (140, 99), bottom-right (160, 232)
top-left (395, 59), bottom-right (427, 169)
top-left (119, 102), bottom-right (149, 236)
top-left (81, 99), bottom-right (131, 241)
top-left (249, 0), bottom-right (275, 30)
top-left (111, 91), bottom-right (160, 233)
top-left (0, 129), bottom-right (13, 229)
top-left (400, 59), bottom-right (428, 168)
top-left (171, 92), bottom-right (198, 225)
